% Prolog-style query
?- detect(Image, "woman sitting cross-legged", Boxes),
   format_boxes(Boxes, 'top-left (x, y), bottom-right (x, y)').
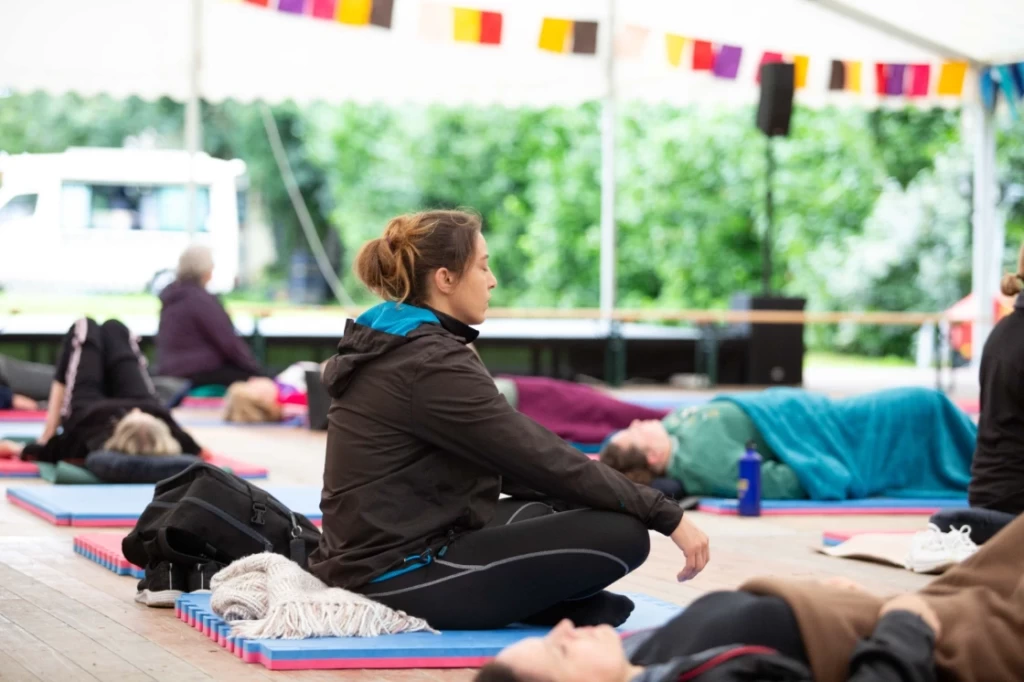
top-left (0, 318), bottom-right (200, 463)
top-left (308, 209), bottom-right (709, 631)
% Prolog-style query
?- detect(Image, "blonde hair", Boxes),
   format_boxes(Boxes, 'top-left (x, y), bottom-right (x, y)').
top-left (1001, 244), bottom-right (1024, 296)
top-left (223, 382), bottom-right (282, 423)
top-left (353, 210), bottom-right (481, 305)
top-left (104, 409), bottom-right (183, 456)
top-left (177, 244), bottom-right (214, 285)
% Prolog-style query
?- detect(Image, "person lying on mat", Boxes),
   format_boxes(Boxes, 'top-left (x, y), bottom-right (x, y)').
top-left (600, 386), bottom-right (976, 502)
top-left (482, 511), bottom-right (1024, 682)
top-left (0, 318), bottom-right (200, 464)
top-left (155, 244), bottom-right (268, 389)
top-left (0, 354), bottom-right (48, 411)
top-left (222, 361), bottom-right (324, 423)
top-left (969, 246), bottom-right (1024, 517)
top-left (309, 209), bottom-right (709, 631)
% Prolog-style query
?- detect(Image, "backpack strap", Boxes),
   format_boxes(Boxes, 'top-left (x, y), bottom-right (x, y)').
top-left (155, 527), bottom-right (218, 566)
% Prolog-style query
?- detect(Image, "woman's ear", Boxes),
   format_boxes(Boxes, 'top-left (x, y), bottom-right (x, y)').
top-left (433, 267), bottom-right (457, 295)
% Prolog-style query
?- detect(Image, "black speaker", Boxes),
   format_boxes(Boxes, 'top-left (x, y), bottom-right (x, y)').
top-left (730, 294), bottom-right (806, 386)
top-left (757, 62), bottom-right (795, 137)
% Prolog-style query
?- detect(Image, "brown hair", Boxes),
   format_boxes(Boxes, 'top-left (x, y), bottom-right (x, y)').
top-left (224, 382), bottom-right (282, 423)
top-left (599, 442), bottom-right (656, 485)
top-left (473, 662), bottom-right (527, 682)
top-left (1001, 244), bottom-right (1024, 296)
top-left (353, 210), bottom-right (482, 305)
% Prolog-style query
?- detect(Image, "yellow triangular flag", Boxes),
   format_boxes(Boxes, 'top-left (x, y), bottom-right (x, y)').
top-left (665, 33), bottom-right (686, 68)
top-left (793, 55), bottom-right (809, 89)
top-left (337, 0), bottom-right (371, 25)
top-left (538, 18), bottom-right (573, 53)
top-left (937, 61), bottom-right (968, 96)
top-left (453, 7), bottom-right (482, 43)
top-left (846, 61), bottom-right (862, 93)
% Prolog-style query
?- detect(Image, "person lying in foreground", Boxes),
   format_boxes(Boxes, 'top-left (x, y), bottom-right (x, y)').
top-left (480, 509), bottom-right (1024, 682)
top-left (309, 210), bottom-right (709, 631)
top-left (0, 318), bottom-right (200, 463)
top-left (601, 386), bottom-right (976, 501)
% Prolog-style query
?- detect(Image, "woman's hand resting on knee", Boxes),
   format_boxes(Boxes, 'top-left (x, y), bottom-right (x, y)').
top-left (670, 517), bottom-right (709, 581)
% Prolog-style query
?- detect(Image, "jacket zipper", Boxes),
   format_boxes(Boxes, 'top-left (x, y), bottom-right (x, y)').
top-left (182, 496), bottom-right (273, 552)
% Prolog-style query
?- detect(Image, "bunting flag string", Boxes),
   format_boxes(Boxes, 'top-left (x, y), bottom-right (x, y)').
top-left (226, 0), bottom-right (1008, 107)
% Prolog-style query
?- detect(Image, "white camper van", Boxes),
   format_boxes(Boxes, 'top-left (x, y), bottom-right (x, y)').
top-left (0, 148), bottom-right (246, 294)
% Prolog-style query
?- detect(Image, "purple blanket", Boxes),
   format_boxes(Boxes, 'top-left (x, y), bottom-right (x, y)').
top-left (508, 376), bottom-right (669, 444)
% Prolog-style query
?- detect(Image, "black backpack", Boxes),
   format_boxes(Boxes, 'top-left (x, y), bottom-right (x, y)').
top-left (123, 462), bottom-right (321, 593)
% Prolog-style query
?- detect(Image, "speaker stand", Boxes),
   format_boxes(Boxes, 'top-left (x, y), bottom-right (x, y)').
top-left (763, 134), bottom-right (775, 296)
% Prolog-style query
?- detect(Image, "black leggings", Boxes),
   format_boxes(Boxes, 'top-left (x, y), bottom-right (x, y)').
top-left (55, 318), bottom-right (157, 420)
top-left (357, 499), bottom-right (651, 630)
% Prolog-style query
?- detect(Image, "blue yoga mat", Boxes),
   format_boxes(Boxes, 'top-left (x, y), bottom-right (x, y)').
top-left (0, 417), bottom-right (304, 438)
top-left (698, 496), bottom-right (969, 516)
top-left (177, 591), bottom-right (681, 670)
top-left (6, 484), bottom-right (323, 526)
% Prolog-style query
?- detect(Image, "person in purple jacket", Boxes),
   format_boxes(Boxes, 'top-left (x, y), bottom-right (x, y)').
top-left (155, 245), bottom-right (266, 388)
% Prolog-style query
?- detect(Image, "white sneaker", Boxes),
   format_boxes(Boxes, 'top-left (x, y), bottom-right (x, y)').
top-left (904, 523), bottom-right (978, 573)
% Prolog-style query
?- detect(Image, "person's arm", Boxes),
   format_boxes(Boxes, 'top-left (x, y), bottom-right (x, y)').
top-left (846, 597), bottom-right (938, 682)
top-left (412, 345), bottom-right (703, 563)
top-left (194, 294), bottom-right (262, 374)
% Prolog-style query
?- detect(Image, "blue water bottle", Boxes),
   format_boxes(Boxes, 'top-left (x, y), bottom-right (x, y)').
top-left (738, 441), bottom-right (762, 517)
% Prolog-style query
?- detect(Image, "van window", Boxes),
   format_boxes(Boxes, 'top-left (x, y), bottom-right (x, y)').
top-left (0, 193), bottom-right (38, 226)
top-left (61, 182), bottom-right (211, 232)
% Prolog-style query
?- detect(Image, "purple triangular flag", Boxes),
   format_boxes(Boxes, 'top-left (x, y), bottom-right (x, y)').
top-left (885, 63), bottom-right (906, 95)
top-left (712, 44), bottom-right (742, 80)
top-left (277, 0), bottom-right (306, 14)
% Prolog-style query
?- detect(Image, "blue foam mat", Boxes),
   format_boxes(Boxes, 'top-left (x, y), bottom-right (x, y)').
top-left (0, 416), bottom-right (304, 436)
top-left (6, 484), bottom-right (323, 525)
top-left (699, 496), bottom-right (969, 511)
top-left (177, 591), bottom-right (681, 668)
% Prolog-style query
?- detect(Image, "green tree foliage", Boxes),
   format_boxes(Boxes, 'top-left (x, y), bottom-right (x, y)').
top-left (1, 91), bottom-right (1014, 357)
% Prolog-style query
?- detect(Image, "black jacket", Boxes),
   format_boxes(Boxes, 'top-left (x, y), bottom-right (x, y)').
top-left (969, 298), bottom-right (1024, 514)
top-left (21, 399), bottom-right (200, 463)
top-left (307, 301), bottom-right (684, 589)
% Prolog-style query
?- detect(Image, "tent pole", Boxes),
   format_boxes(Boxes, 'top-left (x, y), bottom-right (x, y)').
top-left (971, 76), bottom-right (998, 370)
top-left (185, 0), bottom-right (203, 236)
top-left (598, 0), bottom-right (617, 322)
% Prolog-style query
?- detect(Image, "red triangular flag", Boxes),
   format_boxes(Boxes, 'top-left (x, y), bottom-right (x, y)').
top-left (692, 40), bottom-right (715, 71)
top-left (757, 51), bottom-right (783, 83)
top-left (875, 63), bottom-right (887, 95)
top-left (908, 64), bottom-right (930, 97)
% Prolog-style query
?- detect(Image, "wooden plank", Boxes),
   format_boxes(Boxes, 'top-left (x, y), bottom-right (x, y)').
top-left (0, 648), bottom-right (42, 682)
top-left (0, 611), bottom-right (97, 681)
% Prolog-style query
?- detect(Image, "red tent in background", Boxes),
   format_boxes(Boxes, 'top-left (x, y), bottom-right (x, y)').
top-left (948, 293), bottom-right (1015, 361)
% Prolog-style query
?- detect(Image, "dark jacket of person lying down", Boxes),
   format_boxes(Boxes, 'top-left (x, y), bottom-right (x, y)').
top-left (485, 511), bottom-right (1024, 682)
top-left (20, 400), bottom-right (200, 464)
top-left (310, 305), bottom-right (685, 590)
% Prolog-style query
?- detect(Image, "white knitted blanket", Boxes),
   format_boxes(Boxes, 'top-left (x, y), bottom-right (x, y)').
top-left (209, 553), bottom-right (437, 639)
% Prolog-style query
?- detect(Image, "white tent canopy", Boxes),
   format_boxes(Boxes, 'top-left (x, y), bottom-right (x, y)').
top-left (1, 0), bottom-right (1023, 360)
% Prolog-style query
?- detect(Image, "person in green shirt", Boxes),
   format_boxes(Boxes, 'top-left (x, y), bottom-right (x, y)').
top-left (600, 401), bottom-right (807, 500)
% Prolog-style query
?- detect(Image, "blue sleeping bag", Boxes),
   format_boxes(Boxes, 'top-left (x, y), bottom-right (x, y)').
top-left (716, 387), bottom-right (977, 500)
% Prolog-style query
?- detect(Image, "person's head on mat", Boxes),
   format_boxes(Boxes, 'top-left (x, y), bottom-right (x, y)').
top-left (176, 244), bottom-right (215, 288)
top-left (223, 377), bottom-right (282, 423)
top-left (599, 419), bottom-right (672, 483)
top-left (354, 209), bottom-right (496, 325)
top-left (480, 618), bottom-right (637, 682)
top-left (104, 408), bottom-right (183, 456)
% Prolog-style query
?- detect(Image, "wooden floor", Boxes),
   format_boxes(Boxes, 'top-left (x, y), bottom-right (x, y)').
top-left (0, 410), bottom-right (940, 682)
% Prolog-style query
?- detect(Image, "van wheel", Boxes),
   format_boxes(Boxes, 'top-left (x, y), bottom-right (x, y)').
top-left (147, 270), bottom-right (176, 296)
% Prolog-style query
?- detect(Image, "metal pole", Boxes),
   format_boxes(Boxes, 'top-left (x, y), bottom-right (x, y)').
top-left (598, 0), bottom-right (616, 321)
top-left (971, 81), bottom-right (997, 369)
top-left (763, 136), bottom-right (775, 295)
top-left (185, 0), bottom-right (203, 236)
